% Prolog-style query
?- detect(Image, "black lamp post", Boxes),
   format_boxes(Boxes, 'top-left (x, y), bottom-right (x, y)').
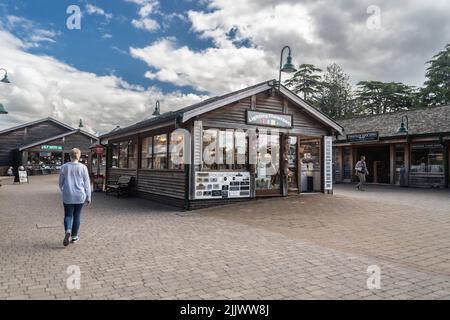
top-left (278, 46), bottom-right (297, 90)
top-left (152, 100), bottom-right (160, 116)
top-left (0, 68), bottom-right (10, 114)
top-left (397, 115), bottom-right (409, 135)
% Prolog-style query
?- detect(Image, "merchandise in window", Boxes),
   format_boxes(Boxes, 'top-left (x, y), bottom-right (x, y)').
top-left (141, 137), bottom-right (153, 169)
top-left (154, 134), bottom-right (168, 169)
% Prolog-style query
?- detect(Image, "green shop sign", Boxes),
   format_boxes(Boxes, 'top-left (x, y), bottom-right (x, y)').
top-left (41, 145), bottom-right (63, 150)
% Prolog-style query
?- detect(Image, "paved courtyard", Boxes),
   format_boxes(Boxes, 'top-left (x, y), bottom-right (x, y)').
top-left (0, 175), bottom-right (450, 300)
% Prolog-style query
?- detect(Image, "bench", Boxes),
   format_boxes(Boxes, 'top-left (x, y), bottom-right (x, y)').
top-left (105, 175), bottom-right (134, 198)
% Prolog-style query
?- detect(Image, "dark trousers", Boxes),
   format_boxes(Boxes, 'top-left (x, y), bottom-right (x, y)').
top-left (63, 203), bottom-right (84, 237)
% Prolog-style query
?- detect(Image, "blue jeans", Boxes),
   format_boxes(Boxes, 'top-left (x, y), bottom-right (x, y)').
top-left (63, 203), bottom-right (84, 237)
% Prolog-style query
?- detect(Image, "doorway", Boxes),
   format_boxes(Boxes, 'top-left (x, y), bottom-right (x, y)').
top-left (356, 145), bottom-right (390, 183)
top-left (255, 132), bottom-right (282, 196)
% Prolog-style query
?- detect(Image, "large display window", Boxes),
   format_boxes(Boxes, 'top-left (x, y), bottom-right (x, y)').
top-left (141, 137), bottom-right (153, 169)
top-left (411, 144), bottom-right (444, 173)
top-left (153, 134), bottom-right (168, 169)
top-left (202, 129), bottom-right (248, 170)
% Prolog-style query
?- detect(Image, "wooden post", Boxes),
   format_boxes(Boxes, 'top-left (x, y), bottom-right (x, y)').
top-left (404, 143), bottom-right (410, 186)
top-left (389, 144), bottom-right (395, 185)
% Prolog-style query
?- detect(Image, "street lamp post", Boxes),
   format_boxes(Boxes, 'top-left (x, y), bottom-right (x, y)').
top-left (278, 46), bottom-right (297, 90)
top-left (397, 115), bottom-right (409, 136)
top-left (152, 100), bottom-right (160, 116)
top-left (0, 68), bottom-right (11, 114)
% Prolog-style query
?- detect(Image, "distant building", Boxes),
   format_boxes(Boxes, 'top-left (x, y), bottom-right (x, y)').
top-left (333, 105), bottom-right (450, 188)
top-left (0, 117), bottom-right (98, 175)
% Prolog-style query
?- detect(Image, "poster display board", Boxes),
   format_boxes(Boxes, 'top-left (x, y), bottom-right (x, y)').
top-left (324, 136), bottom-right (333, 190)
top-left (19, 170), bottom-right (28, 184)
top-left (194, 171), bottom-right (251, 199)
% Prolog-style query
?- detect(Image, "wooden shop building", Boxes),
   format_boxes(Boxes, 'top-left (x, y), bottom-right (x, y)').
top-left (333, 105), bottom-right (450, 188)
top-left (99, 80), bottom-right (343, 209)
top-left (0, 117), bottom-right (98, 175)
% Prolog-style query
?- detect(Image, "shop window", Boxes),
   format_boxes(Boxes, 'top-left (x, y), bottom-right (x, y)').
top-left (153, 134), bottom-right (168, 169)
top-left (141, 137), bottom-right (153, 169)
top-left (202, 129), bottom-right (248, 170)
top-left (234, 130), bottom-right (248, 170)
top-left (111, 143), bottom-right (119, 168)
top-left (169, 132), bottom-right (184, 170)
top-left (127, 140), bottom-right (137, 169)
top-left (27, 152), bottom-right (63, 170)
top-left (118, 142), bottom-right (128, 168)
top-left (411, 144), bottom-right (444, 173)
top-left (117, 140), bottom-right (137, 169)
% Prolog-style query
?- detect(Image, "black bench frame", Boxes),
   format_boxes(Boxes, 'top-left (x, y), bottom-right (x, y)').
top-left (105, 175), bottom-right (133, 198)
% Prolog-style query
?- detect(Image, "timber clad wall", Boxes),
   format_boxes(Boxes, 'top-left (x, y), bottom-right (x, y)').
top-left (201, 92), bottom-right (328, 136)
top-left (137, 170), bottom-right (185, 199)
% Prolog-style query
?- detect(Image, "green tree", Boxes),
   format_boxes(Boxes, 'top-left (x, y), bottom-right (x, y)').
top-left (422, 44), bottom-right (450, 106)
top-left (317, 63), bottom-right (355, 118)
top-left (284, 64), bottom-right (322, 104)
top-left (355, 81), bottom-right (415, 115)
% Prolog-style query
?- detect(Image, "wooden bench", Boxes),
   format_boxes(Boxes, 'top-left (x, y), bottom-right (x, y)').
top-left (105, 175), bottom-right (134, 198)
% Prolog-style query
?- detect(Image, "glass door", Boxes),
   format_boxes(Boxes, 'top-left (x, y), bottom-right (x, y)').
top-left (255, 132), bottom-right (281, 196)
top-left (287, 136), bottom-right (299, 192)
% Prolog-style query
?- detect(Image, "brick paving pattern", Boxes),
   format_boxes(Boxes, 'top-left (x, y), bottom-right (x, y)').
top-left (0, 176), bottom-right (449, 299)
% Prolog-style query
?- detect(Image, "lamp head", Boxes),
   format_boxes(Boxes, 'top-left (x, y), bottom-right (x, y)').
top-left (280, 55), bottom-right (297, 73)
top-left (153, 100), bottom-right (160, 116)
top-left (0, 103), bottom-right (8, 114)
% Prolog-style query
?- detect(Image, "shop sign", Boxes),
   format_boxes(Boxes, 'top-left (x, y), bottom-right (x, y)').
top-left (95, 146), bottom-right (104, 155)
top-left (246, 110), bottom-right (293, 128)
top-left (346, 132), bottom-right (378, 143)
top-left (194, 171), bottom-right (251, 199)
top-left (41, 145), bottom-right (63, 150)
top-left (324, 136), bottom-right (333, 190)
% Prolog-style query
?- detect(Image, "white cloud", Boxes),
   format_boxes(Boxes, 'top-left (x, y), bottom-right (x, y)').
top-left (2, 15), bottom-right (58, 47)
top-left (131, 18), bottom-right (159, 32)
top-left (126, 0), bottom-right (160, 32)
top-left (0, 29), bottom-right (205, 134)
top-left (130, 0), bottom-right (450, 93)
top-left (131, 38), bottom-right (274, 94)
top-left (85, 3), bottom-right (113, 20)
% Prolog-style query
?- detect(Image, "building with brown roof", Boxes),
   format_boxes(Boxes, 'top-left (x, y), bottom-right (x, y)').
top-left (333, 105), bottom-right (450, 188)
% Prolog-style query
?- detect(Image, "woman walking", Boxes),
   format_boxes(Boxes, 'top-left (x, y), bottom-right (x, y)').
top-left (59, 148), bottom-right (91, 246)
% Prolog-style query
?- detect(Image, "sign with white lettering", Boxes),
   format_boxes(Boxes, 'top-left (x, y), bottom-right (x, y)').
top-left (346, 132), bottom-right (378, 143)
top-left (246, 110), bottom-right (293, 128)
top-left (41, 145), bottom-right (63, 150)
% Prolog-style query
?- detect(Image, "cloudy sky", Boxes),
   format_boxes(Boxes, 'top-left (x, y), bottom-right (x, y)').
top-left (0, 0), bottom-right (449, 133)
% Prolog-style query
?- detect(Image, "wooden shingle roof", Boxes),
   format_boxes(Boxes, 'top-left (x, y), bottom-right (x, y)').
top-left (337, 105), bottom-right (450, 139)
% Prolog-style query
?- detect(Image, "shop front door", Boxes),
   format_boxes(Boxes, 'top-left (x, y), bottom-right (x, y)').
top-left (255, 132), bottom-right (282, 196)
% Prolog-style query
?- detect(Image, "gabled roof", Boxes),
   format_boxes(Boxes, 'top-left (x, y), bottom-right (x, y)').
top-left (19, 129), bottom-right (98, 151)
top-left (336, 105), bottom-right (450, 140)
top-left (0, 117), bottom-right (75, 136)
top-left (100, 80), bottom-right (343, 139)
